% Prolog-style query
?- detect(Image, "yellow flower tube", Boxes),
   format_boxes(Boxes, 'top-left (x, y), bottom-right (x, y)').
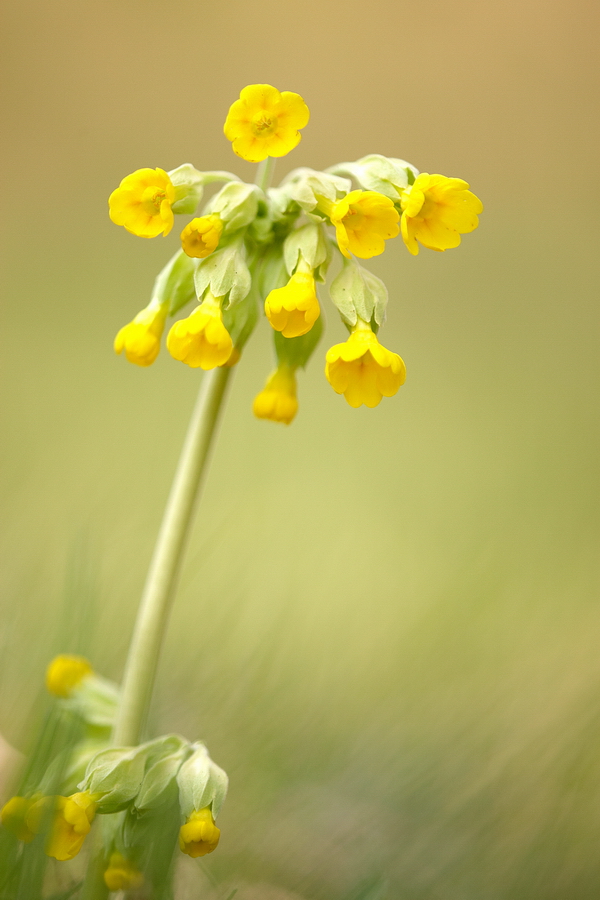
top-left (325, 321), bottom-right (406, 408)
top-left (179, 807), bottom-right (220, 858)
top-left (180, 215), bottom-right (223, 259)
top-left (104, 852), bottom-right (144, 891)
top-left (253, 364), bottom-right (299, 425)
top-left (114, 300), bottom-right (168, 367)
top-left (26, 791), bottom-right (98, 861)
top-left (45, 654), bottom-right (93, 697)
top-left (167, 293), bottom-right (233, 369)
top-left (264, 269), bottom-right (320, 339)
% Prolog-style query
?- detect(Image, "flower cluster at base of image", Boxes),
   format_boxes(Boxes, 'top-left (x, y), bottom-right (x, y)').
top-left (1, 655), bottom-right (227, 892)
top-left (109, 84), bottom-right (482, 425)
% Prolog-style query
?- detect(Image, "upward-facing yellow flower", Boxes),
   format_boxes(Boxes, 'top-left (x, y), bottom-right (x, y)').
top-left (179, 808), bottom-right (220, 858)
top-left (399, 174), bottom-right (483, 255)
top-left (224, 84), bottom-right (310, 163)
top-left (181, 215), bottom-right (223, 259)
top-left (26, 792), bottom-right (98, 861)
top-left (327, 191), bottom-right (399, 259)
top-left (114, 301), bottom-right (168, 367)
top-left (109, 168), bottom-right (175, 238)
top-left (264, 270), bottom-right (320, 338)
top-left (46, 654), bottom-right (93, 698)
top-left (252, 365), bottom-right (299, 425)
top-left (167, 294), bottom-right (233, 369)
top-left (325, 322), bottom-right (406, 408)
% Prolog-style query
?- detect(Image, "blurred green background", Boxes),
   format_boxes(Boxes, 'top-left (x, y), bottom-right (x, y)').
top-left (1, 0), bottom-right (600, 896)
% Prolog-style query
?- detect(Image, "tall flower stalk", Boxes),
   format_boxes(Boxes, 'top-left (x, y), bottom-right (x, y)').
top-left (1, 84), bottom-right (482, 894)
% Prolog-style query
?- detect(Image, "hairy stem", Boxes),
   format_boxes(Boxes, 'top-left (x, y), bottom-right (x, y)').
top-left (112, 366), bottom-right (232, 745)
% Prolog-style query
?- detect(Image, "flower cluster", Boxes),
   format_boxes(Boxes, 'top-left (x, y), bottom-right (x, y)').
top-left (110, 85), bottom-right (482, 423)
top-left (1, 655), bottom-right (227, 892)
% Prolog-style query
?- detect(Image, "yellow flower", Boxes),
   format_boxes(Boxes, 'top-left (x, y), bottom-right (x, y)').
top-left (252, 365), bottom-right (298, 425)
top-left (114, 302), bottom-right (168, 367)
top-left (46, 654), bottom-right (93, 698)
top-left (181, 215), bottom-right (223, 259)
top-left (109, 168), bottom-right (175, 238)
top-left (265, 270), bottom-right (320, 338)
top-left (399, 174), bottom-right (483, 255)
top-left (1, 796), bottom-right (36, 843)
top-left (224, 84), bottom-right (310, 163)
top-left (325, 322), bottom-right (406, 408)
top-left (167, 294), bottom-right (233, 369)
top-left (27, 791), bottom-right (97, 861)
top-left (326, 190), bottom-right (399, 259)
top-left (179, 807), bottom-right (220, 858)
top-left (104, 852), bottom-right (144, 891)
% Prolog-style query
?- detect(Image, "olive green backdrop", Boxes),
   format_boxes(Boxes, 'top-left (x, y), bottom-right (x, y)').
top-left (1, 0), bottom-right (599, 897)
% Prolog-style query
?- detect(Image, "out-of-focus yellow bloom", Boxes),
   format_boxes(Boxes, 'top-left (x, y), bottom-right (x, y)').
top-left (27, 791), bottom-right (98, 861)
top-left (265, 270), bottom-right (320, 338)
top-left (179, 807), bottom-right (220, 858)
top-left (399, 174), bottom-right (483, 255)
top-left (114, 302), bottom-right (168, 367)
top-left (325, 190), bottom-right (399, 259)
top-left (104, 852), bottom-right (144, 891)
top-left (1, 796), bottom-right (36, 843)
top-left (224, 84), bottom-right (310, 163)
top-left (325, 321), bottom-right (406, 408)
top-left (167, 294), bottom-right (233, 369)
top-left (109, 168), bottom-right (175, 238)
top-left (181, 215), bottom-right (223, 259)
top-left (46, 654), bottom-right (93, 698)
top-left (252, 365), bottom-right (298, 425)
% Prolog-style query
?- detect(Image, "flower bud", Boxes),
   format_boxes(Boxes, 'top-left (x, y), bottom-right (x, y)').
top-left (180, 215), bottom-right (223, 259)
top-left (104, 852), bottom-right (144, 891)
top-left (46, 655), bottom-right (93, 698)
top-left (253, 365), bottom-right (298, 425)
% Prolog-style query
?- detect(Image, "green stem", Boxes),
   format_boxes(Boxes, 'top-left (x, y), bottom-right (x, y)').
top-left (255, 157), bottom-right (276, 194)
top-left (112, 366), bottom-right (232, 746)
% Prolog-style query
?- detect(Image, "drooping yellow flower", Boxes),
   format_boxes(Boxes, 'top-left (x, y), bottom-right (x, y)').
top-left (224, 84), bottom-right (310, 163)
top-left (399, 174), bottom-right (483, 255)
top-left (114, 301), bottom-right (168, 367)
top-left (179, 807), bottom-right (220, 858)
top-left (167, 294), bottom-right (233, 369)
top-left (265, 270), bottom-right (320, 338)
top-left (1, 796), bottom-right (36, 843)
top-left (27, 791), bottom-right (98, 861)
top-left (104, 852), bottom-right (144, 891)
top-left (109, 168), bottom-right (175, 238)
top-left (46, 654), bottom-right (93, 698)
top-left (325, 322), bottom-right (406, 408)
top-left (181, 215), bottom-right (223, 259)
top-left (326, 190), bottom-right (399, 259)
top-left (252, 365), bottom-right (299, 425)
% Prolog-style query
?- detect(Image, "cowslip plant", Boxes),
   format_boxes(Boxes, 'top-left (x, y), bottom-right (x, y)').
top-left (1, 84), bottom-right (481, 896)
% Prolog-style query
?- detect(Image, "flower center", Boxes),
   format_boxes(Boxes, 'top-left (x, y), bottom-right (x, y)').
top-left (251, 113), bottom-right (277, 136)
top-left (141, 187), bottom-right (166, 216)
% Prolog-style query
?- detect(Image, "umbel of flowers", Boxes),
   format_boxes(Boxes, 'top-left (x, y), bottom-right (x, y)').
top-left (110, 83), bottom-right (482, 423)
top-left (1, 656), bottom-right (227, 890)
